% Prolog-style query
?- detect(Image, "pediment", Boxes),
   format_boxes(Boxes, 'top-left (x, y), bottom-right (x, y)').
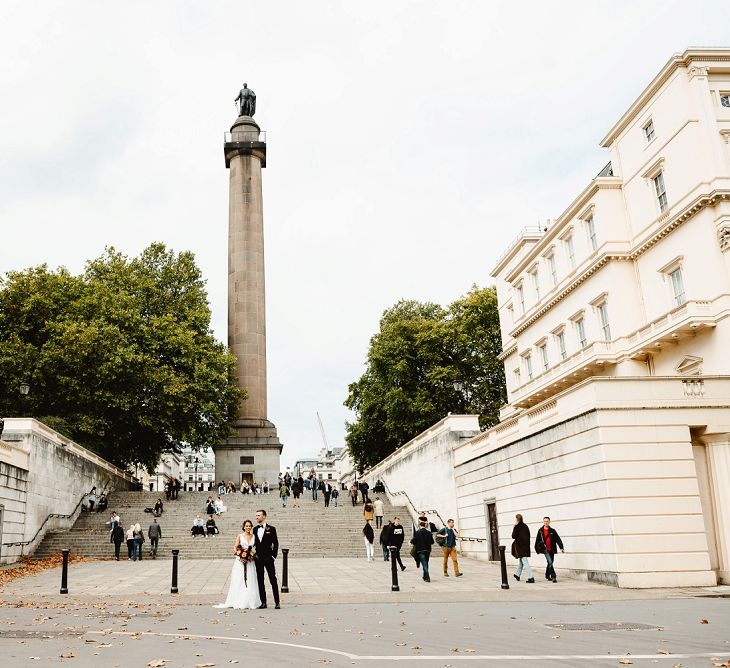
top-left (675, 355), bottom-right (703, 376)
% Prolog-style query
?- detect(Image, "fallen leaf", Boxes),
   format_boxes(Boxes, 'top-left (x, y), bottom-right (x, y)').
top-left (147, 661), bottom-right (168, 668)
top-left (551, 635), bottom-right (560, 639)
top-left (618, 660), bottom-right (633, 665)
top-left (700, 619), bottom-right (710, 624)
top-left (657, 649), bottom-right (671, 655)
top-left (60, 653), bottom-right (76, 659)
top-left (195, 664), bottom-right (216, 668)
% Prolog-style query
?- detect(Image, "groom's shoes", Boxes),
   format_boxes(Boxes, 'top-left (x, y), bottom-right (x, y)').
top-left (258, 604), bottom-right (267, 609)
top-left (275, 603), bottom-right (281, 609)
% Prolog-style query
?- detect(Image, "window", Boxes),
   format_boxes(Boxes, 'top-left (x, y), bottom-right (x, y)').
top-left (188, 475), bottom-right (193, 481)
top-left (327, 473), bottom-right (333, 480)
top-left (539, 343), bottom-right (549, 371)
top-left (530, 269), bottom-right (540, 301)
top-left (575, 318), bottom-right (587, 348)
top-left (564, 235), bottom-right (576, 269)
top-left (516, 283), bottom-right (525, 313)
top-left (524, 352), bottom-right (533, 380)
top-left (547, 253), bottom-right (558, 286)
top-left (507, 304), bottom-right (514, 324)
top-left (721, 93), bottom-right (730, 108)
top-left (597, 302), bottom-right (611, 340)
top-left (669, 267), bottom-right (686, 305)
top-left (643, 119), bottom-right (655, 142)
top-left (653, 171), bottom-right (668, 212)
top-left (239, 455), bottom-right (255, 465)
top-left (585, 216), bottom-right (598, 252)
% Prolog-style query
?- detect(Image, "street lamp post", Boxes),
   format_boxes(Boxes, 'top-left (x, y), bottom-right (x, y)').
top-left (19, 381), bottom-right (30, 418)
top-left (453, 380), bottom-right (465, 413)
top-left (194, 456), bottom-right (200, 492)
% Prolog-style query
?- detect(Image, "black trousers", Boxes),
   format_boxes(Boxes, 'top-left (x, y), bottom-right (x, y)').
top-left (390, 546), bottom-right (405, 569)
top-left (114, 541), bottom-right (122, 559)
top-left (323, 493), bottom-right (331, 507)
top-left (256, 558), bottom-right (280, 605)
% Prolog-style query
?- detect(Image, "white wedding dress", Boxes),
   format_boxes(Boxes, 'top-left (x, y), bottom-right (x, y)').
top-left (214, 534), bottom-right (261, 610)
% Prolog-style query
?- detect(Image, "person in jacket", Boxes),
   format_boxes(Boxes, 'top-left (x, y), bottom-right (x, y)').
top-left (363, 519), bottom-right (375, 561)
top-left (411, 520), bottom-right (435, 582)
top-left (132, 523), bottom-right (145, 561)
top-left (148, 518), bottom-right (162, 559)
top-left (437, 519), bottom-right (462, 577)
top-left (387, 517), bottom-right (406, 571)
top-left (279, 482), bottom-right (290, 508)
top-left (153, 498), bottom-right (164, 517)
top-left (379, 520), bottom-right (393, 561)
top-left (373, 497), bottom-right (384, 528)
top-left (111, 522), bottom-right (125, 561)
top-left (534, 516), bottom-right (565, 582)
top-left (125, 526), bottom-right (135, 560)
top-left (349, 483), bottom-right (358, 506)
top-left (511, 514), bottom-right (534, 583)
top-left (206, 514), bottom-right (219, 536)
top-left (363, 500), bottom-right (375, 522)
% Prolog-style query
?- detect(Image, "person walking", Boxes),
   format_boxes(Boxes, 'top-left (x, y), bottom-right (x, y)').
top-left (387, 517), bottom-right (406, 571)
top-left (291, 478), bottom-right (301, 508)
top-left (332, 487), bottom-right (339, 507)
top-left (411, 519), bottom-right (435, 582)
top-left (534, 516), bottom-right (565, 582)
top-left (379, 520), bottom-right (393, 561)
top-left (132, 523), bottom-right (145, 561)
top-left (279, 481), bottom-right (290, 508)
top-left (350, 483), bottom-right (358, 506)
top-left (373, 497), bottom-right (384, 528)
top-left (312, 478), bottom-right (319, 502)
top-left (363, 519), bottom-right (375, 561)
top-left (437, 519), bottom-right (462, 577)
top-left (88, 486), bottom-right (97, 512)
top-left (359, 480), bottom-right (370, 504)
top-left (323, 481), bottom-right (333, 508)
top-left (148, 518), bottom-right (162, 559)
top-left (125, 526), bottom-right (135, 560)
top-left (511, 514), bottom-right (534, 583)
top-left (363, 499), bottom-right (375, 524)
top-left (111, 522), bottom-right (125, 561)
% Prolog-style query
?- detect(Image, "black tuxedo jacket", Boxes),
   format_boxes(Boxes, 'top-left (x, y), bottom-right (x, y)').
top-left (254, 523), bottom-right (279, 560)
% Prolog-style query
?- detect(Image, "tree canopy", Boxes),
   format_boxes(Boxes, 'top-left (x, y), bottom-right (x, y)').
top-left (0, 243), bottom-right (243, 470)
top-left (344, 285), bottom-right (506, 470)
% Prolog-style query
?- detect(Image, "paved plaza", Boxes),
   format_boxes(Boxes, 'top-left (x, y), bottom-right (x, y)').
top-left (0, 556), bottom-right (729, 666)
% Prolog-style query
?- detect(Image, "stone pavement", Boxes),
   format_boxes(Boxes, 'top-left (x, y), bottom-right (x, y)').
top-left (2, 555), bottom-right (729, 604)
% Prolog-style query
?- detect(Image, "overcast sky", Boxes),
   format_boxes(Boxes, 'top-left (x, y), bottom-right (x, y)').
top-left (2, 1), bottom-right (729, 470)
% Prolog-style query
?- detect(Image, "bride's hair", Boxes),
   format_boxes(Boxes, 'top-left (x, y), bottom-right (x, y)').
top-left (242, 519), bottom-right (253, 530)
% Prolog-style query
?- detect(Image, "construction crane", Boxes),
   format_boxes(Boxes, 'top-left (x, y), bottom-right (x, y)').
top-left (316, 411), bottom-right (332, 457)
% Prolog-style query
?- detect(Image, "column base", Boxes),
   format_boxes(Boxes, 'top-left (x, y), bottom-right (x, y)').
top-left (213, 420), bottom-right (283, 488)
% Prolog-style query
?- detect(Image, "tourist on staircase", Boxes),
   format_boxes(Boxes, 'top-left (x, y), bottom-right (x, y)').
top-left (206, 514), bottom-right (219, 536)
top-left (380, 520), bottom-right (393, 561)
top-left (323, 480), bottom-right (333, 508)
top-left (153, 498), bottom-right (164, 517)
top-left (191, 514), bottom-right (205, 537)
top-left (148, 518), bottom-right (162, 559)
top-left (349, 483), bottom-right (358, 506)
top-left (373, 497), bottom-right (384, 528)
top-left (279, 480), bottom-right (290, 508)
top-left (363, 499), bottom-right (374, 524)
top-left (331, 486), bottom-right (339, 507)
top-left (132, 523), bottom-right (145, 561)
top-left (125, 526), bottom-right (135, 559)
top-left (111, 522), bottom-right (125, 561)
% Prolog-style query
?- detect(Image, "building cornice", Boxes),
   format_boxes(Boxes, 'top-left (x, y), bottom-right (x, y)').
top-left (600, 48), bottom-right (730, 148)
top-left (499, 176), bottom-right (623, 282)
top-left (497, 343), bottom-right (517, 362)
top-left (508, 189), bottom-right (730, 338)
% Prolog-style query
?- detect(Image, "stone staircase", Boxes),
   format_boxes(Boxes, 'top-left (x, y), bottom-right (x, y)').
top-left (33, 490), bottom-right (408, 560)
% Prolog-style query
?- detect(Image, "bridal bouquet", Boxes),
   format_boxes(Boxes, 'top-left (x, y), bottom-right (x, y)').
top-left (236, 545), bottom-right (256, 586)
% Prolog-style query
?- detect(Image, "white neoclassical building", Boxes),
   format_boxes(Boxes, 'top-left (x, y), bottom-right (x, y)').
top-left (452, 48), bottom-right (730, 587)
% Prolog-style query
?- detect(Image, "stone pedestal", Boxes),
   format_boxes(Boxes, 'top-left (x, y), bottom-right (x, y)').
top-left (214, 114), bottom-right (282, 486)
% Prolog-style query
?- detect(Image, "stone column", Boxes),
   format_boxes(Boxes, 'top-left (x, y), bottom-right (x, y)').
top-left (699, 432), bottom-right (730, 584)
top-left (213, 115), bottom-right (282, 486)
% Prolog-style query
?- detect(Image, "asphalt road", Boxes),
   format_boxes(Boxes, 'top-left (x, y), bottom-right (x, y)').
top-left (1, 597), bottom-right (728, 667)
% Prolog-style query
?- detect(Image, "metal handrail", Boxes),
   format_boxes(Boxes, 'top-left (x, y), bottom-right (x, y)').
top-left (378, 480), bottom-right (447, 528)
top-left (1, 488), bottom-right (108, 550)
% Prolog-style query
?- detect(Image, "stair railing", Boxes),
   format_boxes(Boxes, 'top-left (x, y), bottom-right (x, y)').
top-left (1, 487), bottom-right (109, 557)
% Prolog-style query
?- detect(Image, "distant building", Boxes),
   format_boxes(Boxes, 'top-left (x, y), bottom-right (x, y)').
top-left (293, 447), bottom-right (355, 488)
top-left (182, 447), bottom-right (215, 492)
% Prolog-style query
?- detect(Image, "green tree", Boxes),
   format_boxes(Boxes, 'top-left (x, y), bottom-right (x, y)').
top-left (344, 286), bottom-right (506, 470)
top-left (0, 243), bottom-right (243, 470)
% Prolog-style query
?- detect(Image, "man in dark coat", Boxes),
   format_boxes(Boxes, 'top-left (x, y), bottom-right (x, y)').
top-left (387, 517), bottom-right (406, 571)
top-left (411, 520), bottom-right (435, 582)
top-left (254, 509), bottom-right (280, 609)
top-left (111, 523), bottom-right (125, 561)
top-left (511, 514), bottom-right (535, 583)
top-left (534, 516), bottom-right (565, 582)
top-left (379, 521), bottom-right (393, 561)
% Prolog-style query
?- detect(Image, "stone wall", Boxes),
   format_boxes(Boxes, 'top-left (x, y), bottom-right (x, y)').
top-left (0, 418), bottom-right (137, 564)
top-left (361, 415), bottom-right (480, 528)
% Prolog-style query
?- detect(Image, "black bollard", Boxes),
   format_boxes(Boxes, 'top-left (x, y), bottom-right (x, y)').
top-left (499, 545), bottom-right (509, 590)
top-left (59, 549), bottom-right (69, 594)
top-left (389, 546), bottom-right (400, 592)
top-left (171, 549), bottom-right (180, 594)
top-left (281, 548), bottom-right (289, 593)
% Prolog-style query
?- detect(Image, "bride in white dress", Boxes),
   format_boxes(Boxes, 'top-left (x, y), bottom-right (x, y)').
top-left (215, 520), bottom-right (261, 610)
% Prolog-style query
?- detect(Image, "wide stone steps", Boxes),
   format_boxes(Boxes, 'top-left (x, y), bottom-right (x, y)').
top-left (33, 490), bottom-right (406, 560)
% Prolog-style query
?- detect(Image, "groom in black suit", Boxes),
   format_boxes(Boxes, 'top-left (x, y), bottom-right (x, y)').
top-left (254, 509), bottom-right (280, 609)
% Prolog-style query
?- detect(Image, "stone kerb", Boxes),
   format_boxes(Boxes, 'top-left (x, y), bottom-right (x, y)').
top-left (0, 418), bottom-right (137, 564)
top-left (361, 414), bottom-right (480, 529)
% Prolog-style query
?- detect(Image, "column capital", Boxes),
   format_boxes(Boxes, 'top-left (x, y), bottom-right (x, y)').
top-left (699, 431), bottom-right (730, 445)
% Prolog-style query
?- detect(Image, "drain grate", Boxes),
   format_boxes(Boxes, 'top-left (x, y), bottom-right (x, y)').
top-left (546, 622), bottom-right (660, 632)
top-left (0, 630), bottom-right (85, 638)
